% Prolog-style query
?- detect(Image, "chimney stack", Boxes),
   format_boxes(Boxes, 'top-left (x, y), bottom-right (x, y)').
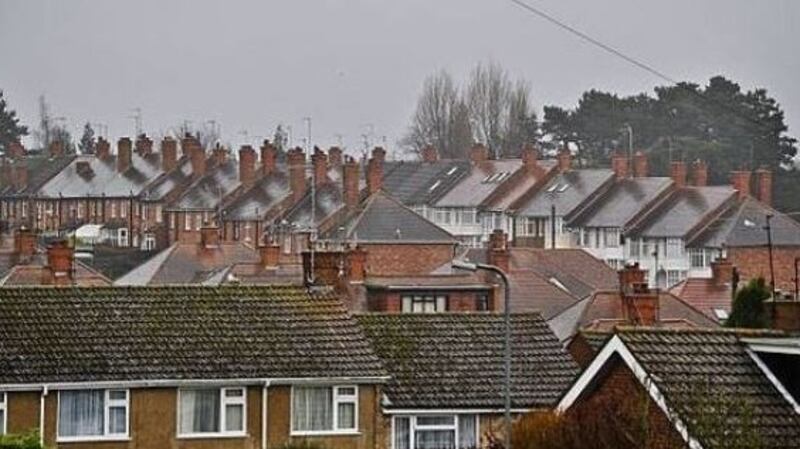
top-left (211, 144), bottom-right (228, 166)
top-left (343, 156), bottom-right (360, 209)
top-left (239, 145), bottom-right (257, 188)
top-left (259, 244), bottom-right (281, 268)
top-left (7, 141), bottom-right (26, 159)
top-left (487, 229), bottom-right (510, 273)
top-left (632, 151), bottom-right (648, 178)
top-left (619, 263), bottom-right (659, 325)
top-left (670, 161), bottom-right (687, 189)
top-left (611, 153), bottom-right (629, 179)
top-left (328, 146), bottom-right (343, 168)
top-left (260, 140), bottom-right (278, 176)
top-left (766, 300), bottom-right (800, 333)
top-left (520, 144), bottom-right (540, 172)
top-left (710, 257), bottom-right (734, 286)
top-left (12, 162), bottom-right (27, 192)
top-left (311, 147), bottom-right (328, 187)
top-left (117, 137), bottom-right (133, 173)
top-left (13, 227), bottom-right (37, 263)
top-left (754, 167), bottom-right (772, 206)
top-left (49, 140), bottom-right (64, 158)
top-left (730, 170), bottom-right (751, 201)
top-left (691, 160), bottom-right (708, 187)
top-left (161, 137), bottom-right (178, 172)
top-left (45, 240), bottom-right (74, 285)
top-left (200, 223), bottom-right (220, 249)
top-left (367, 155), bottom-right (383, 195)
top-left (189, 138), bottom-right (206, 178)
top-left (469, 143), bottom-right (489, 164)
top-left (557, 145), bottom-right (572, 172)
top-left (135, 135), bottom-right (153, 156)
top-left (287, 147), bottom-right (307, 202)
top-left (371, 146), bottom-right (387, 164)
top-left (421, 145), bottom-right (438, 163)
top-left (95, 137), bottom-right (111, 160)
top-left (180, 134), bottom-right (194, 157)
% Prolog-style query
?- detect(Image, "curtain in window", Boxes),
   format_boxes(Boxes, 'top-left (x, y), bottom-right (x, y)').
top-left (59, 390), bottom-right (104, 437)
top-left (180, 389), bottom-right (220, 433)
top-left (337, 401), bottom-right (355, 429)
top-left (293, 387), bottom-right (332, 431)
top-left (394, 417), bottom-right (410, 449)
top-left (458, 415), bottom-right (477, 449)
top-left (415, 429), bottom-right (455, 449)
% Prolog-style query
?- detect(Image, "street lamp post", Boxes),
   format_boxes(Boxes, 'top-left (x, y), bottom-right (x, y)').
top-left (452, 260), bottom-right (512, 449)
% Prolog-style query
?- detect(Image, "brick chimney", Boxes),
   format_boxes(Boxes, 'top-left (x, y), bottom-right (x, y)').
top-left (632, 151), bottom-right (648, 178)
top-left (710, 257), bottom-right (734, 286)
top-left (754, 167), bottom-right (772, 206)
top-left (521, 143), bottom-right (540, 173)
top-left (367, 156), bottom-right (383, 195)
top-left (259, 244), bottom-right (281, 268)
top-left (691, 160), bottom-right (708, 187)
top-left (135, 135), bottom-right (153, 156)
top-left (181, 134), bottom-right (194, 157)
top-left (200, 223), bottom-right (220, 249)
top-left (670, 161), bottom-right (687, 189)
top-left (348, 247), bottom-right (367, 282)
top-left (211, 144), bottom-right (228, 166)
top-left (328, 146), bottom-right (343, 168)
top-left (12, 162), bottom-right (27, 192)
top-left (619, 262), bottom-right (658, 325)
top-left (557, 146), bottom-right (572, 172)
top-left (239, 145), bottom-right (257, 188)
top-left (49, 140), bottom-right (64, 158)
top-left (117, 137), bottom-right (133, 173)
top-left (766, 300), bottom-right (800, 332)
top-left (730, 170), bottom-right (751, 201)
top-left (287, 147), bottom-right (307, 202)
top-left (13, 227), bottom-right (37, 262)
top-left (260, 140), bottom-right (278, 176)
top-left (45, 240), bottom-right (74, 285)
top-left (487, 229), bottom-right (510, 273)
top-left (421, 145), bottom-right (438, 163)
top-left (371, 146), bottom-right (387, 164)
top-left (611, 153), bottom-right (629, 179)
top-left (189, 139), bottom-right (206, 178)
top-left (302, 247), bottom-right (368, 289)
top-left (95, 137), bottom-right (111, 160)
top-left (7, 141), bottom-right (26, 159)
top-left (311, 147), bottom-right (328, 187)
top-left (343, 156), bottom-right (360, 210)
top-left (469, 143), bottom-right (489, 164)
top-left (161, 137), bottom-right (178, 172)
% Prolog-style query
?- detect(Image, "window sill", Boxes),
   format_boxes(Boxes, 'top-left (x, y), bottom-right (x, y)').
top-left (290, 430), bottom-right (361, 437)
top-left (177, 432), bottom-right (248, 440)
top-left (57, 436), bottom-right (130, 443)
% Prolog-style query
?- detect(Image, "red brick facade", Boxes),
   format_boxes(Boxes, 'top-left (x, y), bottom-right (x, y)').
top-left (367, 289), bottom-right (492, 313)
top-left (361, 243), bottom-right (455, 276)
top-left (727, 246), bottom-right (800, 293)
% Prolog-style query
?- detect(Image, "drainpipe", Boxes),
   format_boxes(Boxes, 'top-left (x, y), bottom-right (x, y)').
top-left (40, 385), bottom-right (49, 445)
top-left (262, 380), bottom-right (271, 449)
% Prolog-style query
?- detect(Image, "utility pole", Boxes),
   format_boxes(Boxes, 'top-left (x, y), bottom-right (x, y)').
top-left (550, 204), bottom-right (557, 249)
top-left (623, 123), bottom-right (633, 172)
top-left (765, 213), bottom-right (776, 298)
top-left (303, 117), bottom-right (316, 285)
top-left (794, 257), bottom-right (799, 301)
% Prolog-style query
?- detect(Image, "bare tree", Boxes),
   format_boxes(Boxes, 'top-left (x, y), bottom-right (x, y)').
top-left (466, 61), bottom-right (511, 158)
top-left (401, 70), bottom-right (471, 159)
top-left (504, 80), bottom-right (538, 157)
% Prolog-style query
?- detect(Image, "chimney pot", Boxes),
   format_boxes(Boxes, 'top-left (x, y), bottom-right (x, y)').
top-left (117, 137), bottom-right (133, 173)
top-left (371, 146), bottom-right (387, 163)
top-left (212, 145), bottom-right (228, 166)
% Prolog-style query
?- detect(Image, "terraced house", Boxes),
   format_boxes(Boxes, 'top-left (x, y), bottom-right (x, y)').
top-left (0, 286), bottom-right (388, 449)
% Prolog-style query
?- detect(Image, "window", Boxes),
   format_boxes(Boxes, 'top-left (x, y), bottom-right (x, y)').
top-left (476, 293), bottom-right (490, 311)
top-left (393, 415), bottom-right (477, 449)
top-left (666, 238), bottom-right (683, 259)
top-left (628, 238), bottom-right (640, 258)
top-left (58, 389), bottom-right (129, 441)
top-left (178, 387), bottom-right (246, 437)
top-left (666, 269), bottom-right (684, 287)
top-left (462, 209), bottom-right (475, 225)
top-left (0, 392), bottom-right (5, 435)
top-left (292, 386), bottom-right (358, 434)
top-left (117, 228), bottom-right (129, 247)
top-left (195, 213), bottom-right (203, 231)
top-left (110, 202), bottom-right (117, 218)
top-left (155, 205), bottom-right (163, 223)
top-left (120, 201), bottom-right (127, 218)
top-left (401, 295), bottom-right (447, 313)
top-left (184, 213), bottom-right (191, 231)
top-left (603, 229), bottom-right (620, 248)
top-left (689, 248), bottom-right (708, 268)
top-left (143, 234), bottom-right (156, 251)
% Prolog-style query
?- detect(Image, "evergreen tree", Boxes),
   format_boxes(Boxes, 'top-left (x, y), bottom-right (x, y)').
top-left (0, 90), bottom-right (29, 154)
top-left (726, 278), bottom-right (771, 328)
top-left (78, 122), bottom-right (96, 154)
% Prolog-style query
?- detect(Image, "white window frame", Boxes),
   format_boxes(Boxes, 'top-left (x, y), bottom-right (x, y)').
top-left (57, 389), bottom-right (130, 443)
top-left (177, 387), bottom-right (247, 439)
top-left (391, 414), bottom-right (479, 449)
top-left (290, 385), bottom-right (359, 436)
top-left (120, 201), bottom-right (127, 218)
top-left (0, 391), bottom-right (6, 435)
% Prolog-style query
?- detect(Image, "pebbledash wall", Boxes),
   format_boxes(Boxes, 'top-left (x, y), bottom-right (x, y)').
top-left (3, 385), bottom-right (384, 449)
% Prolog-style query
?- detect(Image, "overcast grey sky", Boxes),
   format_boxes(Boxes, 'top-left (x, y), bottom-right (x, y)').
top-left (1, 0), bottom-right (797, 154)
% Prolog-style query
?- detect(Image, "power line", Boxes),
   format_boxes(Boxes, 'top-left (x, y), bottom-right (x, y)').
top-left (506, 0), bottom-right (784, 136)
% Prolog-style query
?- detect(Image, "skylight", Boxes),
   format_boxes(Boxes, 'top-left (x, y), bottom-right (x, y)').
top-left (557, 184), bottom-right (570, 193)
top-left (429, 180), bottom-right (442, 192)
top-left (446, 166), bottom-right (458, 176)
top-left (546, 184), bottom-right (558, 193)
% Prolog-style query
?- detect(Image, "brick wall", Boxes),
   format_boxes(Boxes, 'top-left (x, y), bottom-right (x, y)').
top-left (728, 246), bottom-right (800, 293)
top-left (362, 243), bottom-right (454, 276)
top-left (367, 289), bottom-right (493, 312)
top-left (567, 334), bottom-right (598, 369)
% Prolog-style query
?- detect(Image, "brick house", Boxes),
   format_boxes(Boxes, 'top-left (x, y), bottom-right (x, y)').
top-left (0, 233), bottom-right (110, 286)
top-left (557, 328), bottom-right (800, 448)
top-left (357, 313), bottom-right (579, 449)
top-left (0, 286), bottom-right (388, 448)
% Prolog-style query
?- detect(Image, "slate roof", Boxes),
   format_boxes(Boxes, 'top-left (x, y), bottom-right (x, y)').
top-left (614, 328), bottom-right (800, 449)
top-left (0, 154), bottom-right (76, 197)
top-left (39, 153), bottom-right (165, 198)
top-left (569, 177), bottom-right (673, 228)
top-left (321, 192), bottom-right (456, 243)
top-left (381, 160), bottom-right (470, 205)
top-left (516, 169), bottom-right (615, 217)
top-left (283, 183), bottom-right (344, 230)
top-left (141, 157), bottom-right (193, 201)
top-left (356, 313), bottom-right (579, 409)
top-left (223, 172), bottom-right (291, 221)
top-left (690, 197), bottom-right (800, 248)
top-left (435, 159), bottom-right (526, 208)
top-left (0, 286), bottom-right (387, 384)
top-left (172, 158), bottom-right (242, 210)
top-left (632, 186), bottom-right (736, 238)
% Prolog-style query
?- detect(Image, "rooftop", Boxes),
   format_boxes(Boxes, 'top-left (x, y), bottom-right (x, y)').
top-left (690, 196), bottom-right (800, 248)
top-left (381, 159), bottom-right (470, 205)
top-left (516, 169), bottom-right (615, 218)
top-left (632, 185), bottom-right (736, 238)
top-left (570, 177), bottom-right (673, 229)
top-left (39, 153), bottom-right (165, 198)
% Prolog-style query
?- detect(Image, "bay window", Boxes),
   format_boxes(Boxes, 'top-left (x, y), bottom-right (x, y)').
top-left (292, 385), bottom-right (358, 434)
top-left (178, 387), bottom-right (246, 437)
top-left (393, 414), bottom-right (478, 449)
top-left (58, 389), bottom-right (129, 441)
